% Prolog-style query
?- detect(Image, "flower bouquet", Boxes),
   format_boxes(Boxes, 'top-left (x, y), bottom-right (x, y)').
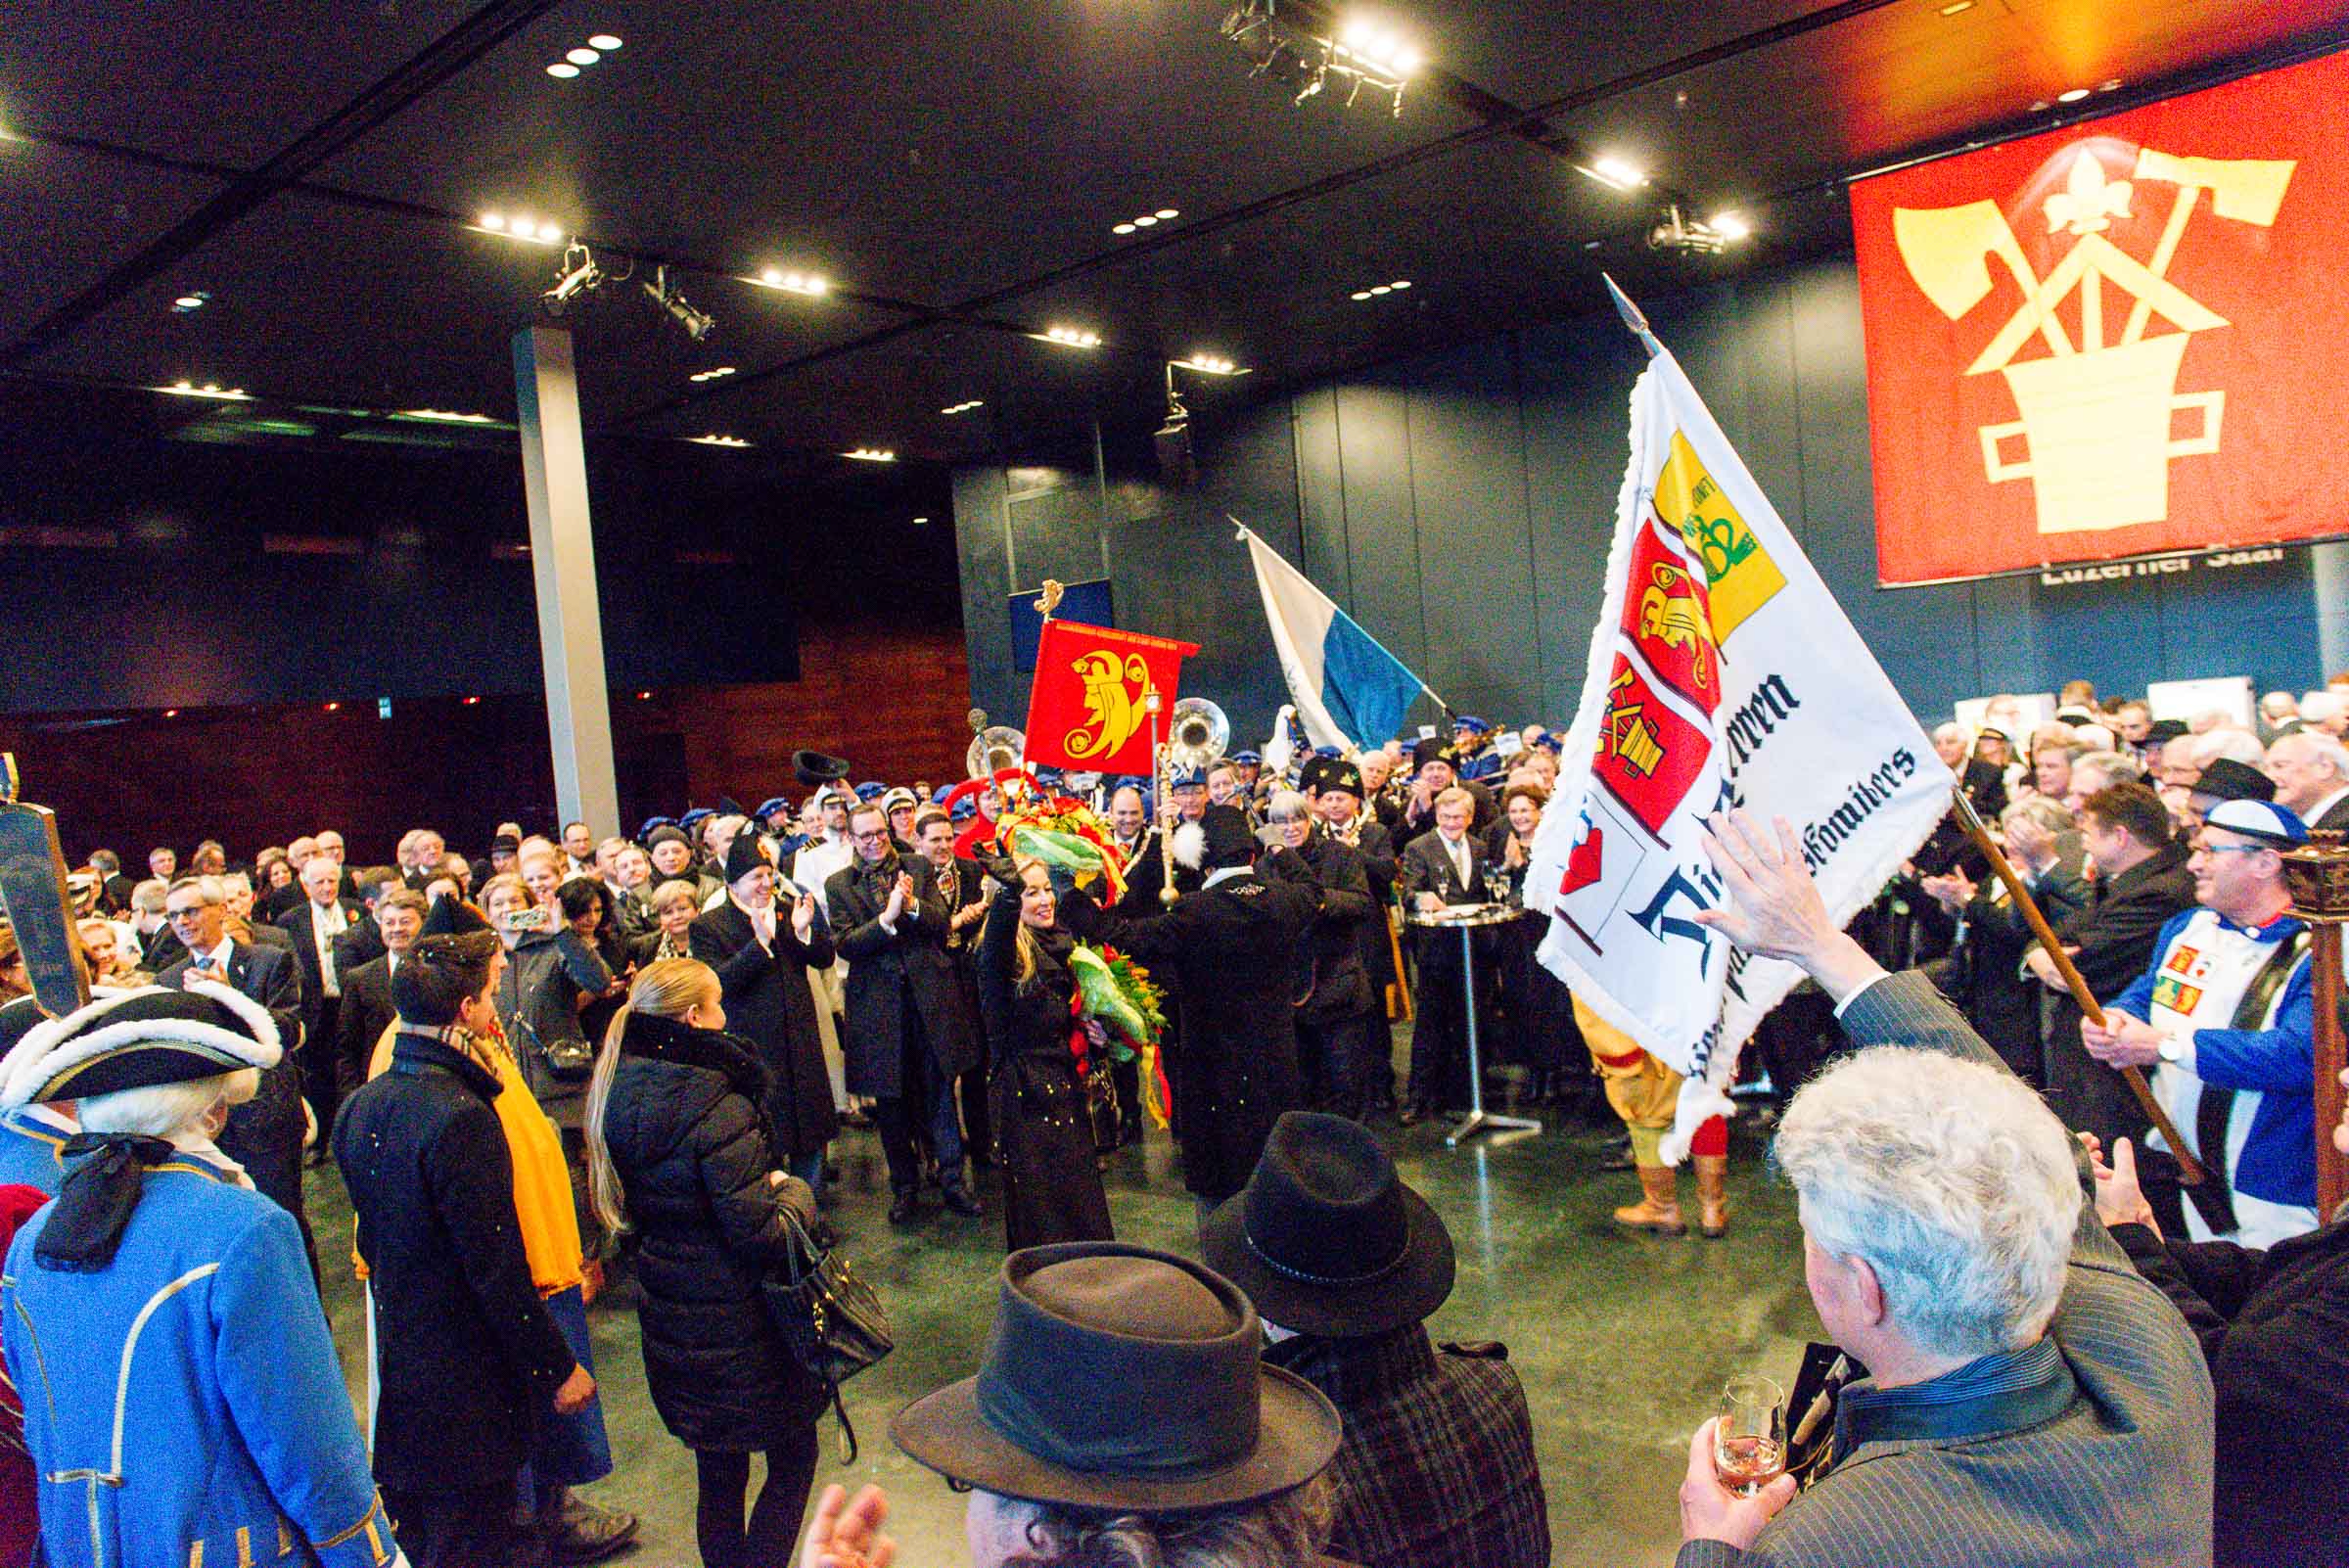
top-left (1066, 943), bottom-right (1172, 1130)
top-left (995, 790), bottom-right (1129, 905)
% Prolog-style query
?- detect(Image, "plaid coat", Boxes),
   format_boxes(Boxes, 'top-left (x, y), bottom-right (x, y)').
top-left (1267, 1324), bottom-right (1548, 1568)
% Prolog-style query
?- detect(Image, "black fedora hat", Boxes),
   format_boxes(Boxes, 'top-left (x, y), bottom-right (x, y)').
top-left (793, 749), bottom-right (852, 787)
top-left (1201, 1111), bottom-right (1454, 1339)
top-left (892, 1243), bottom-right (1341, 1513)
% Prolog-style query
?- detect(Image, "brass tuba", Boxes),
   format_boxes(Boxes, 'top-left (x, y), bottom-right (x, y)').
top-left (965, 708), bottom-right (1027, 778)
top-left (1166, 697), bottom-right (1228, 773)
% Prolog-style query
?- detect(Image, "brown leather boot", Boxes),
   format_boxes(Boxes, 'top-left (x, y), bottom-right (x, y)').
top-left (1613, 1165), bottom-right (1685, 1235)
top-left (1693, 1155), bottom-right (1730, 1238)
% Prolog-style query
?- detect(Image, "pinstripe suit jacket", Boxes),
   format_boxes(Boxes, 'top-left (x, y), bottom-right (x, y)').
top-left (1680, 970), bottom-right (2215, 1568)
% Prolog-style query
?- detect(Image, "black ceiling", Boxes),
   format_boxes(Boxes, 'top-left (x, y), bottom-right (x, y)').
top-left (5, 0), bottom-right (2346, 467)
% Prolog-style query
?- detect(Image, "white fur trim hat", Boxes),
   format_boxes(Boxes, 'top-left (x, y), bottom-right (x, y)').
top-left (1, 978), bottom-right (280, 1109)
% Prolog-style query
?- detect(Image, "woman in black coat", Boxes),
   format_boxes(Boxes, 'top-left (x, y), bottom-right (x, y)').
top-left (687, 847), bottom-right (839, 1199)
top-left (587, 957), bottom-right (827, 1568)
top-left (974, 860), bottom-right (1115, 1251)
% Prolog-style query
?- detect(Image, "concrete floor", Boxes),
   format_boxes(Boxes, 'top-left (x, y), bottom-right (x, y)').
top-left (312, 1039), bottom-right (1820, 1566)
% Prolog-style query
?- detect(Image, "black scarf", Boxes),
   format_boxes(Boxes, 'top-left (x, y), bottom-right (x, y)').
top-left (36, 1132), bottom-right (181, 1272)
top-left (620, 1010), bottom-right (768, 1104)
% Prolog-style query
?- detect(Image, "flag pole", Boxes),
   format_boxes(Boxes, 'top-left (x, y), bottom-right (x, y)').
top-left (1952, 788), bottom-right (2206, 1183)
top-left (1602, 274), bottom-right (1666, 360)
top-left (1226, 513), bottom-right (1461, 722)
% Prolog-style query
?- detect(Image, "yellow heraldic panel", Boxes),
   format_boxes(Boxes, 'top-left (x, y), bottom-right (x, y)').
top-left (1654, 430), bottom-right (1786, 643)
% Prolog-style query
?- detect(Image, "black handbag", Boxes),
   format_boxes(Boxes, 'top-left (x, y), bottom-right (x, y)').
top-left (762, 1206), bottom-right (894, 1462)
top-left (1083, 1060), bottom-right (1123, 1156)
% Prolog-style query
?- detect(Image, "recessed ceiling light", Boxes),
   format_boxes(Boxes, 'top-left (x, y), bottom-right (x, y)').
top-left (844, 447), bottom-right (897, 462)
top-left (2056, 86), bottom-right (2092, 103)
top-left (1133, 214), bottom-right (1159, 227)
top-left (537, 221), bottom-right (564, 242)
top-left (1176, 353), bottom-right (1246, 376)
top-left (913, 516), bottom-right (931, 525)
top-left (546, 62), bottom-right (580, 78)
top-left (1390, 279), bottom-right (1410, 289)
top-left (1350, 279), bottom-right (1410, 301)
top-left (688, 366), bottom-right (737, 383)
top-left (1113, 222), bottom-right (1136, 235)
top-left (1937, 0), bottom-right (1974, 14)
top-left (473, 211), bottom-right (563, 246)
top-left (1037, 326), bottom-right (1101, 348)
top-left (568, 46), bottom-right (601, 65)
top-left (157, 380), bottom-right (250, 401)
top-left (1369, 284), bottom-right (1392, 295)
top-left (171, 292), bottom-right (209, 312)
top-left (942, 398), bottom-right (986, 415)
top-left (1113, 206), bottom-right (1179, 237)
top-left (1155, 208), bottom-right (1179, 220)
top-left (394, 408), bottom-right (499, 424)
top-left (689, 434), bottom-right (752, 448)
top-left (480, 211), bottom-right (507, 230)
top-left (1350, 290), bottom-right (1371, 300)
top-left (587, 33), bottom-right (622, 50)
top-left (754, 267), bottom-right (828, 295)
top-left (2097, 78), bottom-right (2122, 92)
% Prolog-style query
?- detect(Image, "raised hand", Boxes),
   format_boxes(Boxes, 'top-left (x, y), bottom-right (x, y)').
top-left (1691, 810), bottom-right (1884, 1003)
top-left (801, 1483), bottom-right (896, 1568)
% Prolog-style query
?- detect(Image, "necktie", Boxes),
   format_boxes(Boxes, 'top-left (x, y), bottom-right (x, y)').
top-left (1451, 839), bottom-right (1469, 891)
top-left (318, 906), bottom-right (342, 996)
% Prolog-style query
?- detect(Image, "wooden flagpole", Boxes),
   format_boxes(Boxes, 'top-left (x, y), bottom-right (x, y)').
top-left (1952, 789), bottom-right (2204, 1184)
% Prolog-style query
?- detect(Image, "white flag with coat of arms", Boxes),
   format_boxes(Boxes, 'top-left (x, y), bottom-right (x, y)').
top-left (1524, 329), bottom-right (1951, 1160)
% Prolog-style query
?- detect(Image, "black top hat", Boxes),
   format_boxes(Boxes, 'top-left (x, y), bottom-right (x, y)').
top-left (2189, 757), bottom-right (2278, 805)
top-left (1200, 1112), bottom-right (1454, 1339)
top-left (723, 833), bottom-right (774, 883)
top-left (794, 749), bottom-right (852, 787)
top-left (891, 1243), bottom-right (1341, 1513)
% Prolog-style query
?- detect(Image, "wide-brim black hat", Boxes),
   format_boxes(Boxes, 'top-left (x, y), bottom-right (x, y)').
top-left (794, 749), bottom-right (852, 787)
top-left (1200, 1111), bottom-right (1454, 1338)
top-left (892, 1243), bottom-right (1341, 1513)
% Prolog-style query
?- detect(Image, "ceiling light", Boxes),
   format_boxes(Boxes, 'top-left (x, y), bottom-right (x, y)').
top-left (1221, 0), bottom-right (1415, 116)
top-left (1648, 204), bottom-right (1746, 254)
top-left (1113, 222), bottom-right (1136, 235)
top-left (646, 264), bottom-right (716, 341)
top-left (689, 435), bottom-right (752, 448)
top-left (1037, 326), bottom-right (1101, 348)
top-left (1175, 353), bottom-right (1246, 376)
top-left (688, 366), bottom-right (737, 383)
top-left (546, 62), bottom-right (579, 78)
top-left (1155, 208), bottom-right (1179, 219)
top-left (913, 516), bottom-right (931, 525)
top-left (1350, 290), bottom-right (1371, 300)
top-left (394, 408), bottom-right (498, 424)
top-left (567, 46), bottom-right (600, 65)
top-left (1710, 210), bottom-right (1751, 241)
top-left (1113, 206), bottom-right (1180, 237)
top-left (2056, 86), bottom-right (2092, 103)
top-left (754, 267), bottom-right (828, 295)
top-left (942, 398), bottom-right (986, 415)
top-left (2097, 78), bottom-right (2122, 92)
top-left (1937, 0), bottom-right (1974, 13)
top-left (1583, 156), bottom-right (1648, 191)
top-left (171, 292), bottom-right (209, 313)
top-left (844, 447), bottom-right (897, 462)
top-left (1133, 213), bottom-right (1159, 227)
top-left (472, 211), bottom-right (563, 246)
top-left (588, 33), bottom-right (622, 50)
top-left (1390, 279), bottom-right (1410, 289)
top-left (158, 380), bottom-right (250, 400)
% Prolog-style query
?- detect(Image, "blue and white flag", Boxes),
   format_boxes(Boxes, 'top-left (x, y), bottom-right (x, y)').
top-left (1241, 527), bottom-right (1426, 752)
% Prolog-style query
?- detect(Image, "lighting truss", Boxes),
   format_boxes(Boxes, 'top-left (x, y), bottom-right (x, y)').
top-left (1220, 0), bottom-right (1417, 116)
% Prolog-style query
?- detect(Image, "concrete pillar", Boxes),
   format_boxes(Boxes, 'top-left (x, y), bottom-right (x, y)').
top-left (513, 326), bottom-right (621, 838)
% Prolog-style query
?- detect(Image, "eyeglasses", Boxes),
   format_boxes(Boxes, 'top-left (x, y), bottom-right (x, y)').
top-left (165, 905), bottom-right (209, 921)
top-left (2195, 843), bottom-right (2272, 857)
top-left (851, 829), bottom-right (890, 842)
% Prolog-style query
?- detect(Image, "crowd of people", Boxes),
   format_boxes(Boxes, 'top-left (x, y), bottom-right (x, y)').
top-left (0, 677), bottom-right (2343, 1568)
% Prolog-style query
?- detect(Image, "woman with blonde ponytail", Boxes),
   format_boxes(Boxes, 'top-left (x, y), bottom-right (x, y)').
top-left (591, 957), bottom-right (827, 1568)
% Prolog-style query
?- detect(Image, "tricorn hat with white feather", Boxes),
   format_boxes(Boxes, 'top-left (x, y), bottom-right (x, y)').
top-left (1, 979), bottom-right (280, 1109)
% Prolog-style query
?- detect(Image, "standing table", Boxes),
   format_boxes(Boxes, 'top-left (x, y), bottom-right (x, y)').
top-left (1405, 901), bottom-right (1543, 1147)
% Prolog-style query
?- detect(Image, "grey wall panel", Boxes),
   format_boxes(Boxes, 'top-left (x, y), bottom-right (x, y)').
top-left (1332, 377), bottom-right (1427, 677)
top-left (952, 464), bottom-right (1014, 715)
top-left (1405, 334), bottom-right (1537, 715)
top-left (1292, 386), bottom-right (1352, 611)
top-left (1520, 312), bottom-right (1637, 724)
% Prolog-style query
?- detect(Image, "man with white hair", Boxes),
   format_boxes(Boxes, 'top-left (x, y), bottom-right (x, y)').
top-left (2298, 689), bottom-right (2348, 738)
top-left (1673, 810), bottom-right (2211, 1568)
top-left (2255, 689), bottom-right (2300, 742)
top-left (2264, 727), bottom-right (2349, 832)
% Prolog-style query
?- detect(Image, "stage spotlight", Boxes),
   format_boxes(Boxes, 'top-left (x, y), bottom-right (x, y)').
top-left (541, 241), bottom-right (604, 314)
top-left (1647, 204), bottom-right (1748, 255)
top-left (644, 264), bottom-right (716, 341)
top-left (1156, 365), bottom-right (1195, 487)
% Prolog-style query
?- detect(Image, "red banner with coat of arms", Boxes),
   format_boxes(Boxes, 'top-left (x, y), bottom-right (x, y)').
top-left (1022, 620), bottom-right (1199, 776)
top-left (1850, 50), bottom-right (2349, 584)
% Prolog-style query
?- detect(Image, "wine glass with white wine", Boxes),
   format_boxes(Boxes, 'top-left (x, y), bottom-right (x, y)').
top-left (1714, 1372), bottom-right (1788, 1498)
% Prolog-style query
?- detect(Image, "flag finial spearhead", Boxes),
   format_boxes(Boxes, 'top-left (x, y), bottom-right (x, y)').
top-left (1602, 273), bottom-right (1664, 358)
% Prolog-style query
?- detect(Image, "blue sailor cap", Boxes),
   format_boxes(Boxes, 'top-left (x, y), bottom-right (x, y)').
top-left (1451, 715), bottom-right (1492, 733)
top-left (754, 797), bottom-right (792, 820)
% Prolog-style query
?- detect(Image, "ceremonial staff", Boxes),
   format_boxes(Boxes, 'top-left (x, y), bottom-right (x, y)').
top-left (1951, 788), bottom-right (2205, 1184)
top-left (2280, 830), bottom-right (2348, 1215)
top-left (0, 752), bottom-right (90, 1018)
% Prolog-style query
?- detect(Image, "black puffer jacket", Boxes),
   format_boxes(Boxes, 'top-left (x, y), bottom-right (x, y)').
top-left (599, 1009), bottom-right (825, 1451)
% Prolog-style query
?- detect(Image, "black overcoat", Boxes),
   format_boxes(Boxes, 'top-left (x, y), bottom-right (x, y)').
top-left (1060, 867), bottom-right (1318, 1204)
top-left (688, 899), bottom-right (841, 1160)
top-left (825, 853), bottom-right (980, 1097)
